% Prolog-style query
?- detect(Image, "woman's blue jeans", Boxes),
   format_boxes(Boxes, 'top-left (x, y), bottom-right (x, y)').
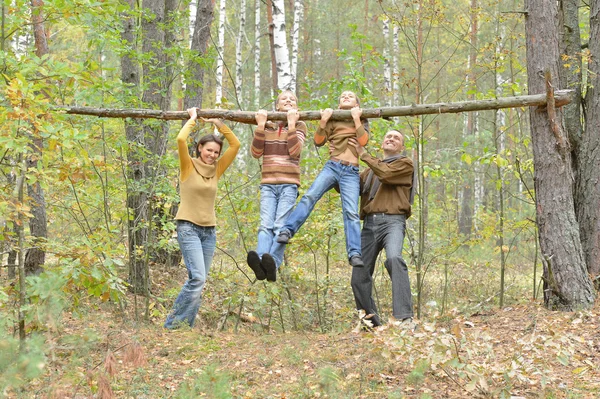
top-left (256, 184), bottom-right (298, 268)
top-left (280, 160), bottom-right (361, 260)
top-left (164, 221), bottom-right (216, 329)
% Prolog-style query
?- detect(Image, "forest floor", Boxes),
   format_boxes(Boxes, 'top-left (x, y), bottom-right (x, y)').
top-left (8, 267), bottom-right (600, 399)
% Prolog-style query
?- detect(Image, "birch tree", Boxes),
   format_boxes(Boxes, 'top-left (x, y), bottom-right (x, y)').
top-left (235, 0), bottom-right (246, 101)
top-left (382, 17), bottom-right (392, 105)
top-left (392, 24), bottom-right (400, 105)
top-left (271, 0), bottom-right (292, 90)
top-left (254, 0), bottom-right (261, 108)
top-left (216, 0), bottom-right (226, 104)
top-left (290, 0), bottom-right (303, 93)
top-left (458, 0), bottom-right (479, 235)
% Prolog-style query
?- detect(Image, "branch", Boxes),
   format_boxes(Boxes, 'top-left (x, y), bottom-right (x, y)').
top-left (55, 90), bottom-right (575, 123)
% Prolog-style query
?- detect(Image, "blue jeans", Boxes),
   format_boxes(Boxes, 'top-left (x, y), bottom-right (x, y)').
top-left (281, 160), bottom-right (361, 260)
top-left (351, 214), bottom-right (413, 324)
top-left (256, 184), bottom-right (298, 268)
top-left (164, 220), bottom-right (216, 329)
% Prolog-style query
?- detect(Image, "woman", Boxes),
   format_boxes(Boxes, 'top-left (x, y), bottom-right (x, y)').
top-left (164, 107), bottom-right (240, 329)
top-left (246, 90), bottom-right (307, 282)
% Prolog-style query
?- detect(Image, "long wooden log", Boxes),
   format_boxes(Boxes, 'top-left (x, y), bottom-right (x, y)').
top-left (56, 89), bottom-right (574, 123)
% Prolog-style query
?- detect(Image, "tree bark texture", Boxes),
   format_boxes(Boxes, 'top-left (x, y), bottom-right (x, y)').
top-left (58, 89), bottom-right (575, 122)
top-left (558, 0), bottom-right (583, 150)
top-left (215, 0), bottom-right (226, 104)
top-left (26, 0), bottom-right (49, 275)
top-left (578, 0), bottom-right (600, 283)
top-left (271, 0), bottom-right (291, 90)
top-left (525, 0), bottom-right (595, 309)
top-left (120, 0), bottom-right (147, 294)
top-left (184, 0), bottom-right (215, 110)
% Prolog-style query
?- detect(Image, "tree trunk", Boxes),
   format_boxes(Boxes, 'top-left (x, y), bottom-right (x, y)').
top-left (25, 0), bottom-right (49, 276)
top-left (290, 0), bottom-right (303, 94)
top-left (235, 0), bottom-right (246, 102)
top-left (458, 0), bottom-right (478, 236)
top-left (184, 0), bottom-right (215, 110)
top-left (392, 24), bottom-right (400, 106)
top-left (215, 0), bottom-right (226, 104)
top-left (271, 0), bottom-right (291, 90)
top-left (120, 0), bottom-right (145, 294)
top-left (254, 0), bottom-right (261, 108)
top-left (266, 0), bottom-right (278, 93)
top-left (382, 17), bottom-right (391, 105)
top-left (578, 0), bottom-right (600, 284)
top-left (525, 0), bottom-right (595, 309)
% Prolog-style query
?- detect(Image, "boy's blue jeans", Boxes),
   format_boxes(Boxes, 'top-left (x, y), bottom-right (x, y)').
top-left (280, 160), bottom-right (361, 260)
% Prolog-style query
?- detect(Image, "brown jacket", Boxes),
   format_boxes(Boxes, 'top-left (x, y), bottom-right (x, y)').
top-left (359, 152), bottom-right (413, 219)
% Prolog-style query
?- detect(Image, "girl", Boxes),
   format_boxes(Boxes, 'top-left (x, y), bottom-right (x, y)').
top-left (164, 107), bottom-right (240, 329)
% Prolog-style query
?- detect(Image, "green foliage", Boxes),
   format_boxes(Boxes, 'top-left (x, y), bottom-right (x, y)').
top-left (406, 358), bottom-right (431, 386)
top-left (175, 364), bottom-right (233, 399)
top-left (0, 333), bottom-right (46, 392)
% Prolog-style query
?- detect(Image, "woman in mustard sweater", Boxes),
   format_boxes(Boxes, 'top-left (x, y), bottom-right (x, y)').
top-left (165, 107), bottom-right (240, 329)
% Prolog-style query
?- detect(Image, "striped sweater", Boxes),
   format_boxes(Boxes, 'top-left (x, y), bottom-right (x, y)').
top-left (251, 121), bottom-right (307, 186)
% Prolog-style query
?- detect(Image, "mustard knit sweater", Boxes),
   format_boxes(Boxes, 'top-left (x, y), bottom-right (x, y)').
top-left (175, 119), bottom-right (240, 226)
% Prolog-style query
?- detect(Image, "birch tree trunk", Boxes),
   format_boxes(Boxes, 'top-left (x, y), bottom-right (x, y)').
top-left (290, 0), bottom-right (303, 94)
top-left (216, 0), bottom-right (226, 104)
top-left (254, 0), bottom-right (261, 108)
top-left (458, 0), bottom-right (478, 236)
top-left (525, 0), bottom-right (595, 309)
top-left (235, 0), bottom-right (246, 101)
top-left (392, 24), bottom-right (400, 106)
top-left (382, 17), bottom-right (391, 105)
top-left (266, 0), bottom-right (278, 93)
top-left (271, 0), bottom-right (292, 90)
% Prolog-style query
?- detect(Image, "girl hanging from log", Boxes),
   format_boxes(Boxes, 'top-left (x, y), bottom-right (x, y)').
top-left (246, 90), bottom-right (307, 282)
top-left (164, 107), bottom-right (240, 329)
top-left (276, 90), bottom-right (369, 268)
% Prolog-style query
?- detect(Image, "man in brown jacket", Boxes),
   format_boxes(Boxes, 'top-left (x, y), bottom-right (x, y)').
top-left (350, 130), bottom-right (415, 329)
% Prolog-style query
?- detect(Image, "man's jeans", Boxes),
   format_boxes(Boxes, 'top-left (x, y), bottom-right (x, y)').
top-left (280, 160), bottom-right (361, 260)
top-left (256, 184), bottom-right (298, 268)
top-left (164, 221), bottom-right (216, 329)
top-left (351, 214), bottom-right (413, 324)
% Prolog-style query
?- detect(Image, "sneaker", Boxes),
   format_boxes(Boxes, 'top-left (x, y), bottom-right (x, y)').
top-left (246, 251), bottom-right (266, 280)
top-left (261, 253), bottom-right (277, 282)
top-left (349, 255), bottom-right (364, 268)
top-left (276, 230), bottom-right (292, 244)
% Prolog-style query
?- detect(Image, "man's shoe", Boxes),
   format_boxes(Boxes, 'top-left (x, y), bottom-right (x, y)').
top-left (390, 317), bottom-right (417, 332)
top-left (261, 253), bottom-right (277, 282)
top-left (247, 251), bottom-right (266, 280)
top-left (349, 255), bottom-right (364, 268)
top-left (276, 230), bottom-right (292, 244)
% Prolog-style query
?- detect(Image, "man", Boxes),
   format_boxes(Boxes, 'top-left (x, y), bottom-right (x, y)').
top-left (350, 130), bottom-right (414, 329)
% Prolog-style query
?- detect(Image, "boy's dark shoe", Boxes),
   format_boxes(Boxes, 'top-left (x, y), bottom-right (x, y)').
top-left (261, 253), bottom-right (277, 282)
top-left (349, 255), bottom-right (364, 268)
top-left (247, 251), bottom-right (266, 280)
top-left (276, 230), bottom-right (292, 244)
